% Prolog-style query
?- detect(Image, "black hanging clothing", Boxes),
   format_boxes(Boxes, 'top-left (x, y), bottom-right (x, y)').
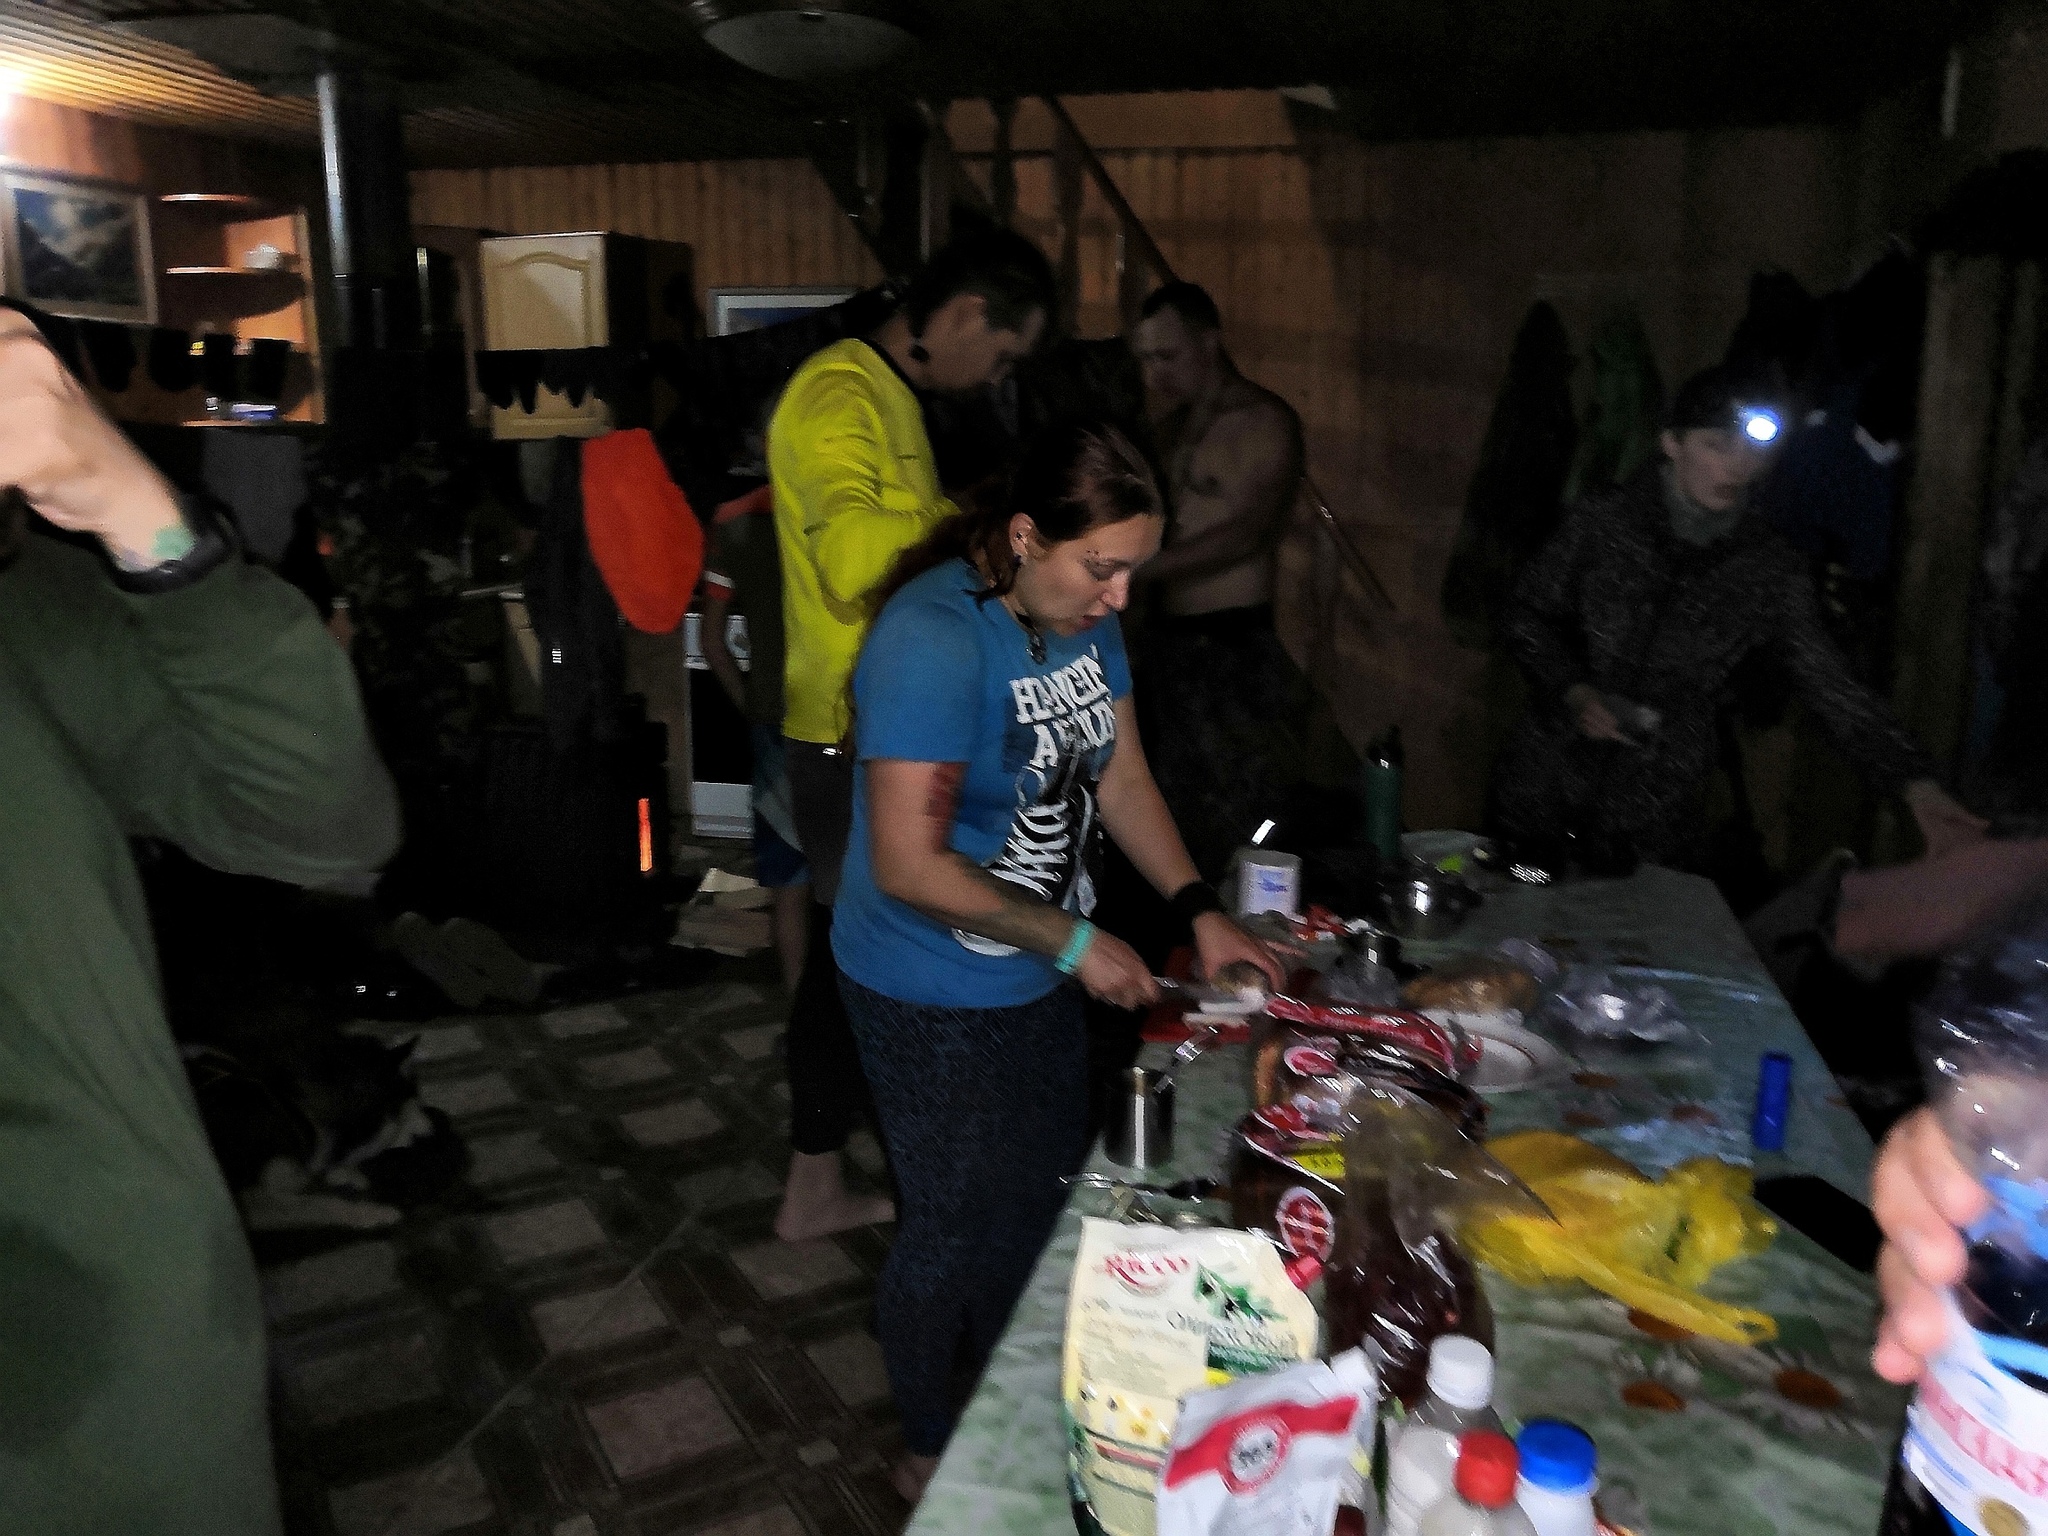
top-left (1491, 465), bottom-right (1934, 868)
top-left (79, 319), bottom-right (136, 391)
top-left (522, 441), bottom-right (625, 749)
top-left (1440, 302), bottom-right (1578, 648)
top-left (148, 326), bottom-right (196, 393)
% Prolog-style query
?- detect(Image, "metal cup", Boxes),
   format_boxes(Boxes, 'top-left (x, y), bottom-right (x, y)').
top-left (1104, 1066), bottom-right (1175, 1169)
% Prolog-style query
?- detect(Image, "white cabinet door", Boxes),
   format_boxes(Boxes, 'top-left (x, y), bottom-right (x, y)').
top-left (481, 232), bottom-right (613, 439)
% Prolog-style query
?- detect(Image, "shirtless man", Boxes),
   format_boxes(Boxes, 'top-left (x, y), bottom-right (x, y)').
top-left (1128, 282), bottom-right (1315, 878)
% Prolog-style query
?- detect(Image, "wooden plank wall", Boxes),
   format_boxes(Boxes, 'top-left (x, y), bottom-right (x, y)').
top-left (408, 160), bottom-right (883, 316)
top-left (954, 96), bottom-right (1859, 830)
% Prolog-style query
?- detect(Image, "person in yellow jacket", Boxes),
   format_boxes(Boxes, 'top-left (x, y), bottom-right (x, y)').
top-left (769, 228), bottom-right (1054, 1240)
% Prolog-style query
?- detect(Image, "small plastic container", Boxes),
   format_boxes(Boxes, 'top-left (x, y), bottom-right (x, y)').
top-left (1513, 1421), bottom-right (1599, 1536)
top-left (1419, 1432), bottom-right (1538, 1536)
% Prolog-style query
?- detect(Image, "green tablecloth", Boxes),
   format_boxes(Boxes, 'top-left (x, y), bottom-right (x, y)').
top-left (907, 864), bottom-right (1908, 1536)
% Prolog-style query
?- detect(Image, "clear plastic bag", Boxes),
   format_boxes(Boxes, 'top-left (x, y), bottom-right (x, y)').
top-left (1538, 965), bottom-right (1691, 1045)
top-left (1318, 950), bottom-right (1402, 1008)
top-left (1321, 1084), bottom-right (1552, 1405)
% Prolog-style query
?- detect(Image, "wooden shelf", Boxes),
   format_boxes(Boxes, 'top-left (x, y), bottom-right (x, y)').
top-left (159, 192), bottom-right (289, 218)
top-left (166, 265), bottom-right (302, 278)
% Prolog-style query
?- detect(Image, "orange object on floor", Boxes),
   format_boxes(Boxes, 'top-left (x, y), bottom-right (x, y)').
top-left (582, 427), bottom-right (703, 634)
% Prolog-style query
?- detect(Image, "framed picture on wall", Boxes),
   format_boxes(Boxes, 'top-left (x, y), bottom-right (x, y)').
top-left (0, 169), bottom-right (155, 325)
top-left (709, 285), bottom-right (856, 337)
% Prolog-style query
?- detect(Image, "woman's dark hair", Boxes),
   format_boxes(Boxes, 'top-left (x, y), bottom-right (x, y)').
top-left (901, 227), bottom-right (1058, 339)
top-left (870, 419), bottom-right (1163, 617)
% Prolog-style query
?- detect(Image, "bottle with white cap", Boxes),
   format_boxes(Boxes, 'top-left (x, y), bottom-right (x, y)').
top-left (1512, 1421), bottom-right (1598, 1536)
top-left (1384, 1337), bottom-right (1507, 1536)
top-left (1411, 1335), bottom-right (1506, 1437)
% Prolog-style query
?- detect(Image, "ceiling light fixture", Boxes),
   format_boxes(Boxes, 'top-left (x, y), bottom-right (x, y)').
top-left (687, 0), bottom-right (923, 81)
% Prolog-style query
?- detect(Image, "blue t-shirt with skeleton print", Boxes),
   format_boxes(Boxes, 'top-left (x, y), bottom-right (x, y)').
top-left (834, 558), bottom-right (1134, 1008)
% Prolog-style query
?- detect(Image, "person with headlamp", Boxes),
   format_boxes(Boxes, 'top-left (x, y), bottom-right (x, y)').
top-left (1489, 363), bottom-right (1982, 876)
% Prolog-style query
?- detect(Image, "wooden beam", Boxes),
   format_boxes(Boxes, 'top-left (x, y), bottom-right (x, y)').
top-left (989, 97), bottom-right (1018, 229)
top-left (1892, 253), bottom-right (2012, 774)
top-left (1050, 108), bottom-right (1084, 337)
top-left (1041, 94), bottom-right (1177, 286)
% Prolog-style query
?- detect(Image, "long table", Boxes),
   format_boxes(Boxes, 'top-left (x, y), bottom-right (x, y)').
top-left (908, 863), bottom-right (1908, 1536)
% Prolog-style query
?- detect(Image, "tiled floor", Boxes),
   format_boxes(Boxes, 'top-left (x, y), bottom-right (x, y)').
top-left (264, 953), bottom-right (913, 1536)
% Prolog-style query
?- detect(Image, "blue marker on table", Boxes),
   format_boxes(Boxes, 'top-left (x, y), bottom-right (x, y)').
top-left (1752, 1051), bottom-right (1793, 1152)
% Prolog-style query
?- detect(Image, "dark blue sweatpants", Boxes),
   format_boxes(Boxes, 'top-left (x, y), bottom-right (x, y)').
top-left (838, 972), bottom-right (1089, 1456)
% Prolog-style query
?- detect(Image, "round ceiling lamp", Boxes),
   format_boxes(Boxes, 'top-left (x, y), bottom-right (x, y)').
top-left (688, 0), bottom-right (923, 81)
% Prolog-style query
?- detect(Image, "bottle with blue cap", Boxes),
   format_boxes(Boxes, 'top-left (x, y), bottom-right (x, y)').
top-left (1884, 892), bottom-right (2048, 1534)
top-left (1513, 1421), bottom-right (1598, 1536)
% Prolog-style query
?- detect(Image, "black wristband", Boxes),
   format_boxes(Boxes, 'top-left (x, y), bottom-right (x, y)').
top-left (1169, 880), bottom-right (1225, 932)
top-left (110, 493), bottom-right (235, 596)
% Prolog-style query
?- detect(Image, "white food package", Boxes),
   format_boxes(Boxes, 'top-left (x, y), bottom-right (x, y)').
top-left (1063, 1218), bottom-right (1322, 1536)
top-left (1156, 1350), bottom-right (1380, 1536)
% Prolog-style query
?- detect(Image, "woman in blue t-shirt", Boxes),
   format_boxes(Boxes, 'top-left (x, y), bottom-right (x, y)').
top-left (833, 420), bottom-right (1282, 1501)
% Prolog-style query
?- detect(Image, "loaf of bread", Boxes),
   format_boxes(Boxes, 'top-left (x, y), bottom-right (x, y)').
top-left (1400, 955), bottom-right (1541, 1017)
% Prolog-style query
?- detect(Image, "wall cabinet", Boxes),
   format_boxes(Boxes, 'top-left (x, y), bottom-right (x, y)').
top-left (478, 231), bottom-right (693, 440)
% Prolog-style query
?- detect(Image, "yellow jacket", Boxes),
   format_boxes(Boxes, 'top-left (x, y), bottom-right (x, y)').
top-left (771, 338), bottom-right (957, 744)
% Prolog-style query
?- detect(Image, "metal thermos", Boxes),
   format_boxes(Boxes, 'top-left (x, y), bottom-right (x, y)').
top-left (1104, 1066), bottom-right (1175, 1169)
top-left (1365, 725), bottom-right (1405, 863)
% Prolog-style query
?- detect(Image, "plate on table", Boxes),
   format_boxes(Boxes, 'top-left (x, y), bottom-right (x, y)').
top-left (1456, 1016), bottom-right (1571, 1094)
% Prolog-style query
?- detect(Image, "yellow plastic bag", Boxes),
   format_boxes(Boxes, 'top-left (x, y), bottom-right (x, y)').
top-left (1463, 1130), bottom-right (1780, 1345)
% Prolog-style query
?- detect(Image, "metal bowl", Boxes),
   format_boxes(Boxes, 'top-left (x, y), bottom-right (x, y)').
top-left (1377, 867), bottom-right (1480, 939)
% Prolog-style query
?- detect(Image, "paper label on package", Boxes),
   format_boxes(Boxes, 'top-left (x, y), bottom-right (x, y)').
top-left (1063, 1219), bottom-right (1319, 1536)
top-left (1904, 1294), bottom-right (2048, 1536)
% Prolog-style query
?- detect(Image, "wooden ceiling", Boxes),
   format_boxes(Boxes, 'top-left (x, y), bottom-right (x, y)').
top-left (2, 0), bottom-right (2000, 166)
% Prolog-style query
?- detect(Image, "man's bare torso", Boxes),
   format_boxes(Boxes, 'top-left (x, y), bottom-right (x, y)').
top-left (1156, 372), bottom-right (1302, 615)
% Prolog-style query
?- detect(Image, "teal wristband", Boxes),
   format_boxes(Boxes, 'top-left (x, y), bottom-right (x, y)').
top-left (1055, 919), bottom-right (1097, 977)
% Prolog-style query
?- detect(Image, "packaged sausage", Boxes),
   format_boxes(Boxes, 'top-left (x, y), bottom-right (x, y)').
top-left (1063, 1218), bottom-right (1321, 1536)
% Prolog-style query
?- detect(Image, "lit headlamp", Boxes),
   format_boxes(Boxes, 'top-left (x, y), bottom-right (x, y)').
top-left (1736, 405), bottom-right (1782, 445)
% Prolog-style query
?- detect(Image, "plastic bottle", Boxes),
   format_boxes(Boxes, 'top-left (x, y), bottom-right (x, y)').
top-left (1385, 1424), bottom-right (1461, 1536)
top-left (1418, 1432), bottom-right (1538, 1536)
top-left (1882, 894), bottom-right (2048, 1535)
top-left (1410, 1335), bottom-right (1506, 1438)
top-left (1385, 1338), bottom-right (1506, 1536)
top-left (1364, 725), bottom-right (1404, 862)
top-left (1513, 1421), bottom-right (1598, 1536)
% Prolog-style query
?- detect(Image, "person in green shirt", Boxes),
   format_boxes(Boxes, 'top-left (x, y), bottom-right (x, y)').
top-left (0, 304), bottom-right (400, 1535)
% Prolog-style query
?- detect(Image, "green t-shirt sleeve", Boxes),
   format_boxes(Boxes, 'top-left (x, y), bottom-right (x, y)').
top-left (13, 535), bottom-right (401, 883)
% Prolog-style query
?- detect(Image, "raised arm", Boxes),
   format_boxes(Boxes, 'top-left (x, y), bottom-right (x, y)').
top-left (0, 309), bottom-right (398, 882)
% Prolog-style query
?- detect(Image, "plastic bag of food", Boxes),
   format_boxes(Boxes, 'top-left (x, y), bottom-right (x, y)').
top-left (1538, 967), bottom-right (1691, 1046)
top-left (1401, 950), bottom-right (1546, 1022)
top-left (1156, 1349), bottom-right (1379, 1536)
top-left (1252, 1002), bottom-right (1476, 1110)
top-left (1462, 1130), bottom-right (1778, 1345)
top-left (1064, 1218), bottom-right (1321, 1536)
top-left (1322, 1084), bottom-right (1552, 1404)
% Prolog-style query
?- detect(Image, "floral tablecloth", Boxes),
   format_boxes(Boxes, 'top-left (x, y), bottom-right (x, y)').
top-left (907, 863), bottom-right (1907, 1536)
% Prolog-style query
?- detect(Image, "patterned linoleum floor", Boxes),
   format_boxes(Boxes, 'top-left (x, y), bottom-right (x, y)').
top-left (262, 952), bottom-right (912, 1536)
